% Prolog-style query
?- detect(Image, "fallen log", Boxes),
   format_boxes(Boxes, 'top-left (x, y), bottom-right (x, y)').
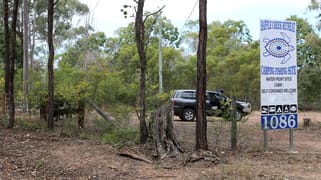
top-left (87, 100), bottom-right (116, 126)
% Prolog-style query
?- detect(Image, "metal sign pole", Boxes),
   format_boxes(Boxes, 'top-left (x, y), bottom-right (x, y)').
top-left (264, 130), bottom-right (268, 152)
top-left (289, 128), bottom-right (294, 152)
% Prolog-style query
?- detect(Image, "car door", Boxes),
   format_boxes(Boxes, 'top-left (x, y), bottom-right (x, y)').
top-left (208, 92), bottom-right (221, 109)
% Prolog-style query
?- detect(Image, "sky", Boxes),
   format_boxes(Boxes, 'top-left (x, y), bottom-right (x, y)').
top-left (78, 0), bottom-right (316, 40)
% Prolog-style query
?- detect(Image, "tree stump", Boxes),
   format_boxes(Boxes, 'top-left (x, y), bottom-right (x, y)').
top-left (78, 100), bottom-right (85, 128)
top-left (152, 103), bottom-right (184, 159)
top-left (303, 118), bottom-right (311, 127)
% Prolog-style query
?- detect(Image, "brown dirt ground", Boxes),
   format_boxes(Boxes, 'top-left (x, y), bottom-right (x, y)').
top-left (1, 111), bottom-right (321, 179)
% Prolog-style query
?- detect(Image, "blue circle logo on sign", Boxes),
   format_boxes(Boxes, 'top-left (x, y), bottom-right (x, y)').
top-left (263, 32), bottom-right (295, 64)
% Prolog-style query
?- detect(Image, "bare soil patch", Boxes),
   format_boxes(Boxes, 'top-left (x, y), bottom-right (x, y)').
top-left (1, 111), bottom-right (321, 179)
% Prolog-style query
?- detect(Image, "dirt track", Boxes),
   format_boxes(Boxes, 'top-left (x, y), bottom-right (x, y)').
top-left (1, 111), bottom-right (321, 179)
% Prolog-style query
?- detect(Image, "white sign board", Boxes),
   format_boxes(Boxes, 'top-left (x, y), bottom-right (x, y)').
top-left (260, 20), bottom-right (298, 130)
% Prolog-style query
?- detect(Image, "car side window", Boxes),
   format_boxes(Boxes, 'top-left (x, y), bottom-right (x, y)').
top-left (208, 92), bottom-right (217, 102)
top-left (173, 91), bottom-right (179, 98)
top-left (216, 92), bottom-right (224, 100)
top-left (181, 91), bottom-right (195, 99)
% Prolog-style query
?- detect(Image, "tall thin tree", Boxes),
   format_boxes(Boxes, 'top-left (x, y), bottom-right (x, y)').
top-left (3, 0), bottom-right (10, 96)
top-left (23, 0), bottom-right (29, 111)
top-left (6, 0), bottom-right (20, 129)
top-left (134, 0), bottom-right (149, 143)
top-left (47, 0), bottom-right (55, 129)
top-left (196, 0), bottom-right (208, 150)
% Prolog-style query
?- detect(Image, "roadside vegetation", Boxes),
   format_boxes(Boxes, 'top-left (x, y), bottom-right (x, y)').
top-left (0, 1), bottom-right (321, 178)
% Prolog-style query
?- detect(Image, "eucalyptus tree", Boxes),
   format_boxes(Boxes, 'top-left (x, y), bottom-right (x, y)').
top-left (23, 0), bottom-right (30, 111)
top-left (286, 16), bottom-right (314, 68)
top-left (28, 0), bottom-right (90, 92)
top-left (33, 0), bottom-right (89, 128)
top-left (0, 4), bottom-right (5, 65)
top-left (46, 0), bottom-right (89, 128)
top-left (58, 32), bottom-right (108, 106)
top-left (135, 0), bottom-right (153, 143)
top-left (59, 31), bottom-right (106, 67)
top-left (4, 0), bottom-right (19, 129)
top-left (297, 32), bottom-right (321, 106)
top-left (196, 0), bottom-right (208, 150)
top-left (309, 0), bottom-right (321, 30)
top-left (3, 0), bottom-right (10, 95)
top-left (3, 0), bottom-right (10, 123)
top-left (286, 15), bottom-right (321, 109)
top-left (47, 0), bottom-right (54, 129)
top-left (0, 29), bottom-right (4, 64)
top-left (110, 15), bottom-right (181, 86)
top-left (1, 0), bottom-right (90, 79)
top-left (180, 20), bottom-right (199, 54)
top-left (206, 20), bottom-right (256, 95)
top-left (33, 0), bottom-right (89, 46)
top-left (121, 0), bottom-right (167, 143)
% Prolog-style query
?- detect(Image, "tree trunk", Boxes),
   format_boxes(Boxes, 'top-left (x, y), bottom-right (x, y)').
top-left (78, 100), bottom-right (85, 128)
top-left (30, 0), bottom-right (36, 71)
top-left (23, 0), bottom-right (29, 112)
top-left (196, 0), bottom-right (208, 150)
top-left (7, 0), bottom-right (20, 129)
top-left (3, 0), bottom-right (9, 115)
top-left (152, 103), bottom-right (184, 159)
top-left (135, 0), bottom-right (149, 144)
top-left (47, 0), bottom-right (55, 129)
top-left (4, 0), bottom-right (10, 96)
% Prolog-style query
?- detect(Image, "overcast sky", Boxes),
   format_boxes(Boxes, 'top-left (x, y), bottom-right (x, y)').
top-left (78, 0), bottom-right (316, 40)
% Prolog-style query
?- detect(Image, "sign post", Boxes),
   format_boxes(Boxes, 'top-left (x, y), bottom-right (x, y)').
top-left (260, 20), bottom-right (298, 152)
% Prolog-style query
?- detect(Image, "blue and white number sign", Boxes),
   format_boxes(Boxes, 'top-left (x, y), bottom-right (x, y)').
top-left (260, 20), bottom-right (298, 130)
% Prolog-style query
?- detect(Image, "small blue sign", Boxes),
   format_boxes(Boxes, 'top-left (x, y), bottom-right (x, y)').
top-left (261, 114), bottom-right (298, 130)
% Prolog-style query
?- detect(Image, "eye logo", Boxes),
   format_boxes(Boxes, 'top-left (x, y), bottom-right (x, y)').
top-left (263, 32), bottom-right (295, 64)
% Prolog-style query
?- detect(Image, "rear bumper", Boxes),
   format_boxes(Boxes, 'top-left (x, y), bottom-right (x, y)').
top-left (242, 107), bottom-right (252, 114)
top-left (173, 106), bottom-right (183, 116)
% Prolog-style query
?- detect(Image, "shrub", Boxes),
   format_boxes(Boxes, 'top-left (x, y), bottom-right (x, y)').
top-left (101, 127), bottom-right (138, 147)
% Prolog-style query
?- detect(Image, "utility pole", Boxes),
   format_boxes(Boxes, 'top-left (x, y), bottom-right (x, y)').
top-left (158, 15), bottom-right (163, 93)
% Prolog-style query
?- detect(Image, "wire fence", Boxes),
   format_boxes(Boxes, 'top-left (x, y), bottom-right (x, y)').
top-left (1, 94), bottom-right (40, 115)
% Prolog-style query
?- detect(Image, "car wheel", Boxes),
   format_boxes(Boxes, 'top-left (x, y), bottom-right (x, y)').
top-left (182, 108), bottom-right (195, 121)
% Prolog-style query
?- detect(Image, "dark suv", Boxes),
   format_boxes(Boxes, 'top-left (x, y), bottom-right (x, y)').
top-left (171, 89), bottom-right (251, 121)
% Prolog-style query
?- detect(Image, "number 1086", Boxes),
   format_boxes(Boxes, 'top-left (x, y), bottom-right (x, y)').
top-left (261, 114), bottom-right (298, 130)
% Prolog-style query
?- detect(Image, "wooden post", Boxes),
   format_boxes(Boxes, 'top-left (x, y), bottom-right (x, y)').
top-left (78, 100), bottom-right (85, 129)
top-left (231, 96), bottom-right (237, 151)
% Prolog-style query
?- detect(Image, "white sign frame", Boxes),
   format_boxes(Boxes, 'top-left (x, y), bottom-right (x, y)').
top-left (260, 20), bottom-right (298, 130)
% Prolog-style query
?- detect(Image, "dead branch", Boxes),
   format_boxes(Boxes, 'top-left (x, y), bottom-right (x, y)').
top-left (118, 149), bottom-right (153, 164)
